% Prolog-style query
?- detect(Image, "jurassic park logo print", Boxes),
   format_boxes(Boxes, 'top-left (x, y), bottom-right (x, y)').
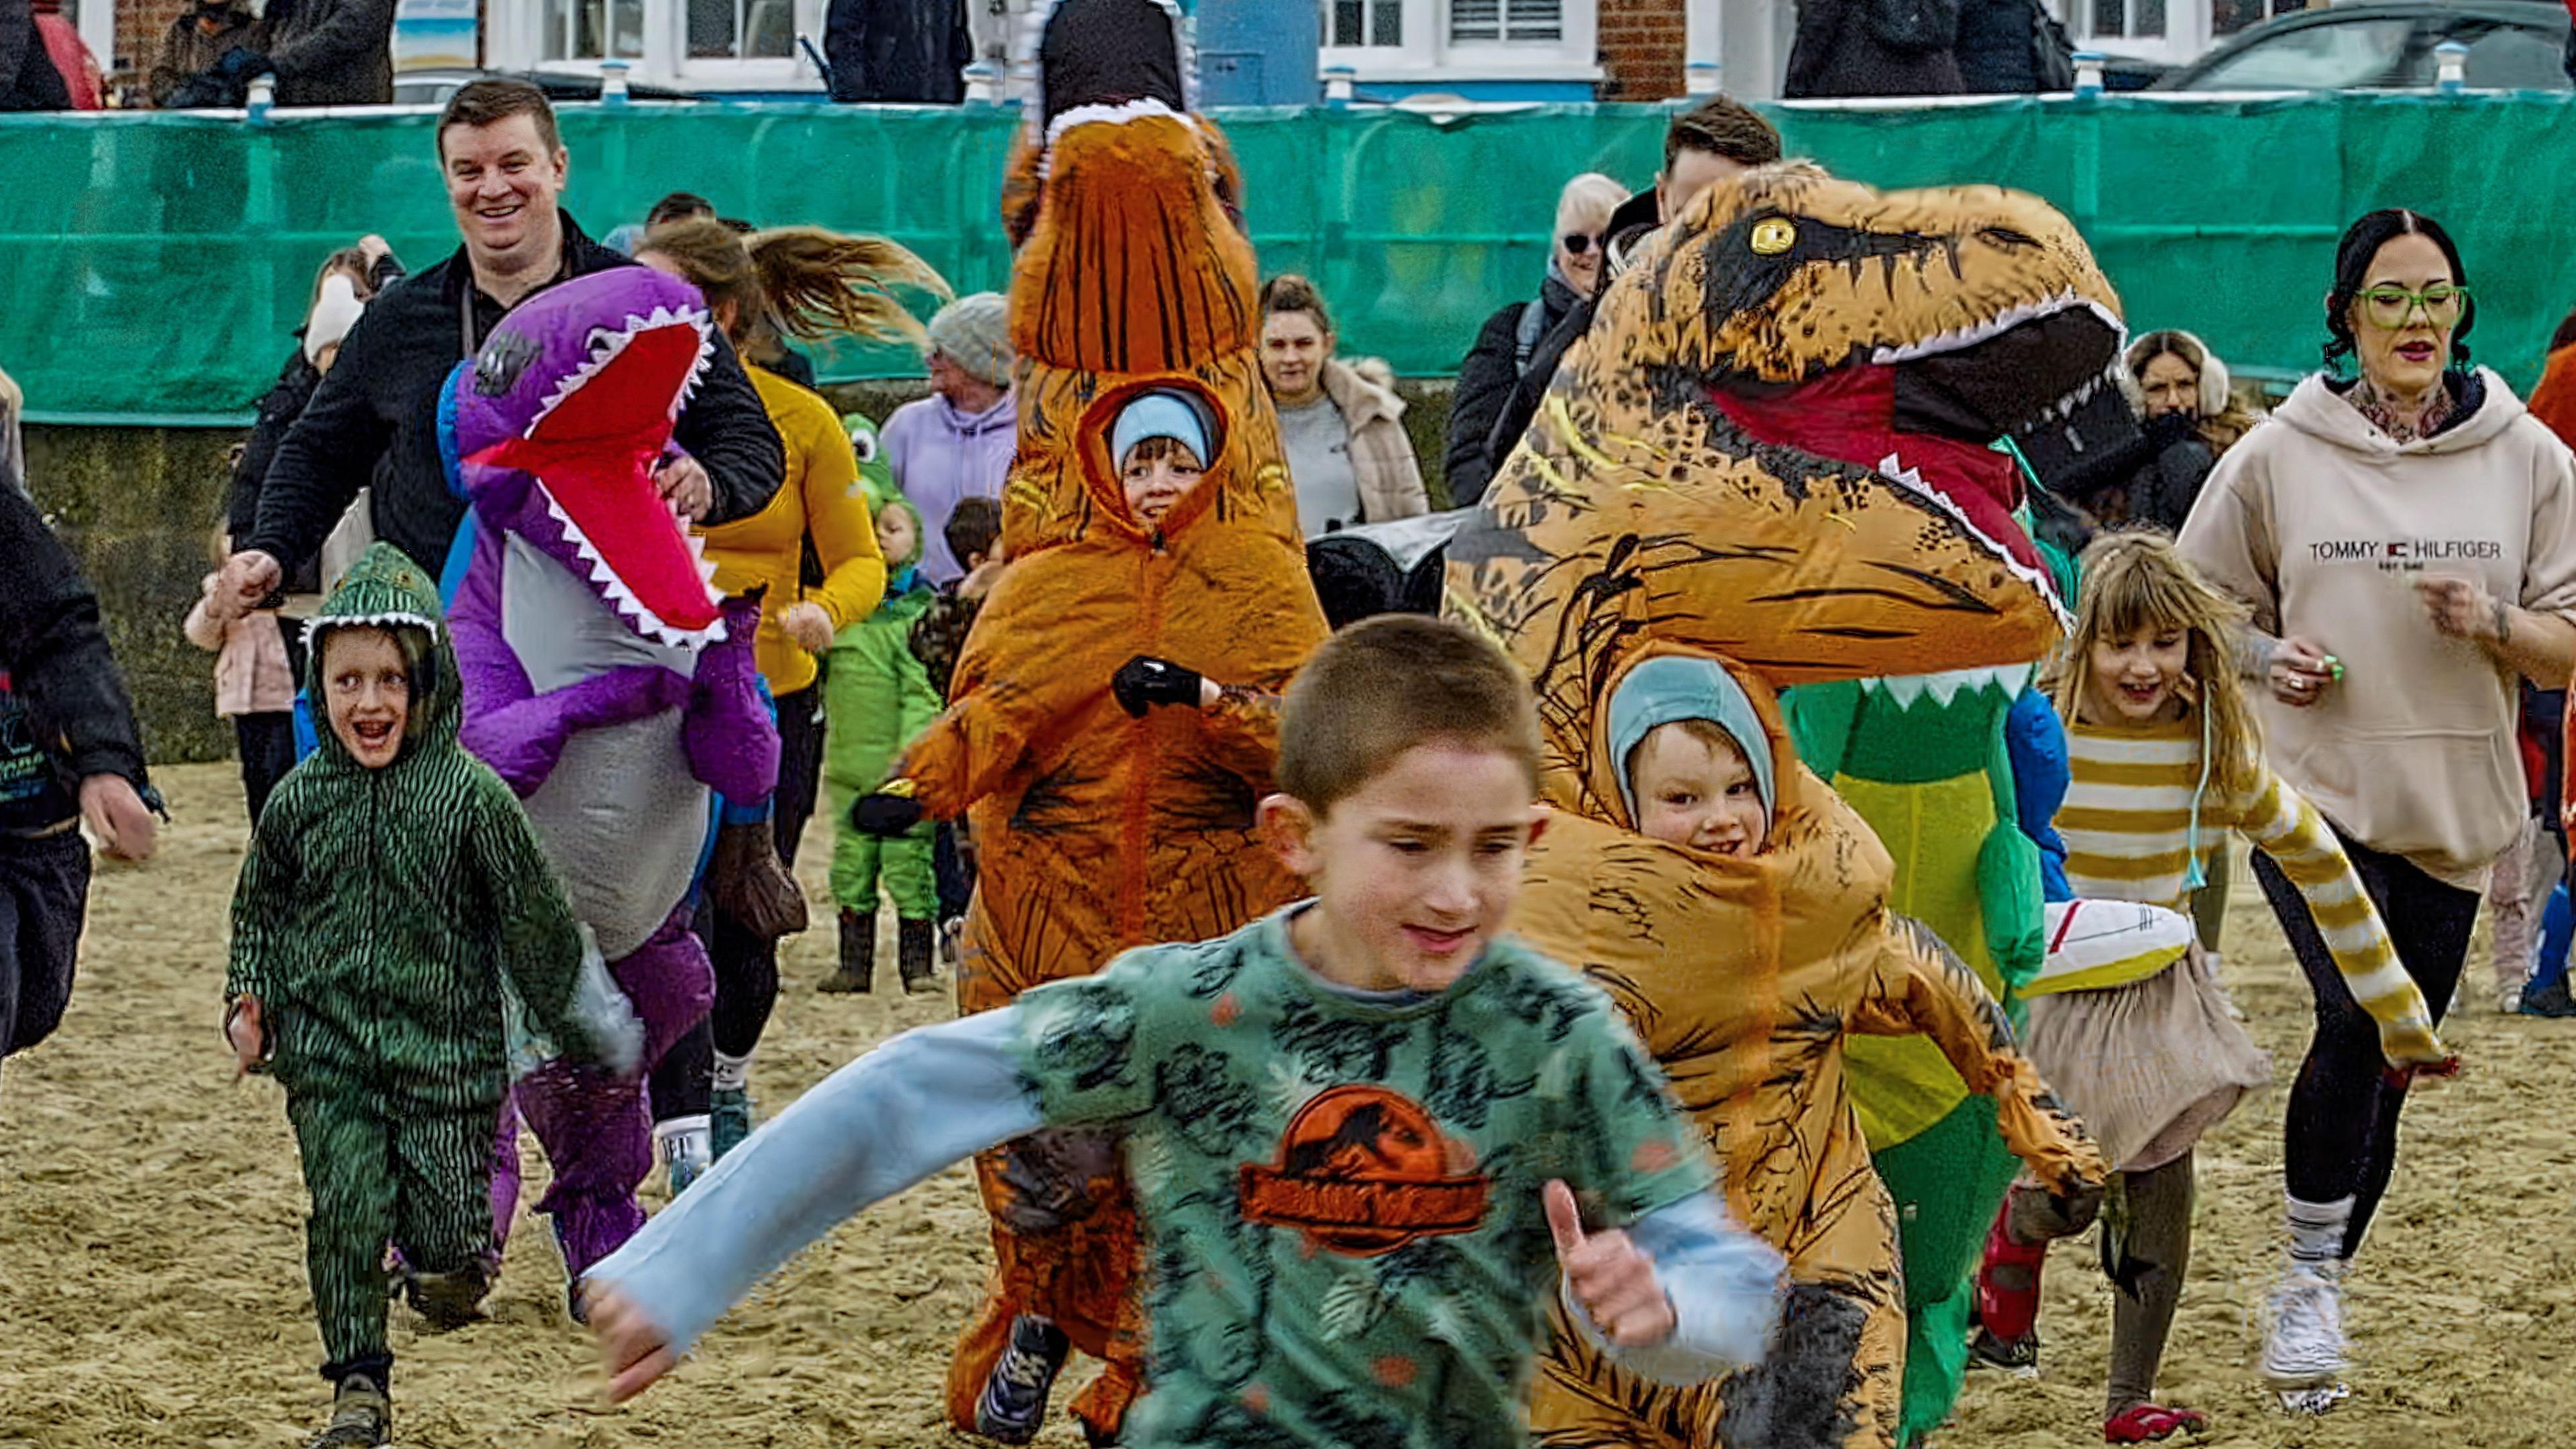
top-left (1238, 1085), bottom-right (1491, 1257)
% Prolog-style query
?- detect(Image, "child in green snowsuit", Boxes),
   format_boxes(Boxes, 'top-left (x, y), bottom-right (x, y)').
top-left (822, 495), bottom-right (942, 995)
top-left (224, 544), bottom-right (637, 1449)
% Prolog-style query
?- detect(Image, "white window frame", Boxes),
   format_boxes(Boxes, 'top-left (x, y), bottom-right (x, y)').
top-left (2063, 0), bottom-right (2210, 67)
top-left (1318, 0), bottom-right (1604, 86)
top-left (489, 0), bottom-right (829, 91)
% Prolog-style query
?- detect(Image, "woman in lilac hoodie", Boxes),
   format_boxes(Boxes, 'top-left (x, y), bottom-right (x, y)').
top-left (884, 292), bottom-right (1018, 585)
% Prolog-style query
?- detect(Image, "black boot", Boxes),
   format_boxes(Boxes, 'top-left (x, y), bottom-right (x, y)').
top-left (821, 908), bottom-right (875, 993)
top-left (898, 917), bottom-right (937, 994)
top-left (309, 1372), bottom-right (390, 1448)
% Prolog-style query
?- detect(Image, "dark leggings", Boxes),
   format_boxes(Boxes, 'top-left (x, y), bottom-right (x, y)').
top-left (650, 686), bottom-right (821, 1124)
top-left (2004, 1150), bottom-right (2194, 1415)
top-left (2251, 826), bottom-right (2478, 1257)
top-left (235, 629), bottom-right (307, 826)
top-left (235, 712), bottom-right (299, 824)
top-left (2106, 1153), bottom-right (2194, 1416)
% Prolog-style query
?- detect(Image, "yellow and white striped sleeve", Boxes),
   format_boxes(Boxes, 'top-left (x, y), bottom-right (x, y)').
top-left (2231, 771), bottom-right (2449, 1066)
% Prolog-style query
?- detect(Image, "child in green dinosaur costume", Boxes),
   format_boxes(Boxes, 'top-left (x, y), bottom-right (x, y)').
top-left (822, 494), bottom-right (943, 994)
top-left (1784, 668), bottom-right (2053, 1446)
top-left (224, 543), bottom-right (637, 1449)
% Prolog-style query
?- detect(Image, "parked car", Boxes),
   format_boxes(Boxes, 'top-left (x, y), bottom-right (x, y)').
top-left (388, 68), bottom-right (702, 106)
top-left (2098, 52), bottom-right (2179, 89)
top-left (2153, 0), bottom-right (2569, 89)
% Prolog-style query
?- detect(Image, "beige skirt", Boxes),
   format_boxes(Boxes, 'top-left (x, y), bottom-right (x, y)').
top-left (2023, 948), bottom-right (2271, 1173)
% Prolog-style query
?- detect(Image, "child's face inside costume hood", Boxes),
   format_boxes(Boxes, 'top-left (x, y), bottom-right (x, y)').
top-left (302, 542), bottom-right (459, 773)
top-left (875, 500), bottom-right (922, 570)
top-left (1122, 441), bottom-right (1204, 529)
top-left (1629, 722), bottom-right (1768, 857)
top-left (321, 627), bottom-right (414, 769)
top-left (1601, 651), bottom-right (1782, 855)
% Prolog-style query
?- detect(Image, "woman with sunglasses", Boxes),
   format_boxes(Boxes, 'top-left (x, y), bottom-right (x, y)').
top-left (1444, 172), bottom-right (1627, 506)
top-left (2182, 208), bottom-right (2576, 1412)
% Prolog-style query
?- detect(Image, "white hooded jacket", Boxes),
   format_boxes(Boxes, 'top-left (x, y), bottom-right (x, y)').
top-left (2180, 368), bottom-right (2576, 885)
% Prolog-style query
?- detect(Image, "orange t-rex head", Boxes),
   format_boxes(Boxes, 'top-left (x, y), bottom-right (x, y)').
top-left (1450, 164), bottom-right (2122, 792)
top-left (997, 0), bottom-right (1291, 558)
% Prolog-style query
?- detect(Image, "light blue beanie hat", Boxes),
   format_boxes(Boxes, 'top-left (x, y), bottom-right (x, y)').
top-left (1110, 388), bottom-right (1212, 470)
top-left (1606, 655), bottom-right (1776, 837)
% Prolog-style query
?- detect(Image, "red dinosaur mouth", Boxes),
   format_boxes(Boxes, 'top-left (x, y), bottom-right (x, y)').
top-left (1707, 364), bottom-right (2043, 575)
top-left (470, 315), bottom-right (722, 646)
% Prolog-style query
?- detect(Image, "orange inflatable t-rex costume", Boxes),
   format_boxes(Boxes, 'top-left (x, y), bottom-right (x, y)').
top-left (873, 3), bottom-right (1327, 1439)
top-left (1509, 645), bottom-right (2102, 1448)
top-left (1449, 165), bottom-right (2125, 1446)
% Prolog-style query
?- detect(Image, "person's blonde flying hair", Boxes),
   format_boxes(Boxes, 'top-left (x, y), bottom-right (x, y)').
top-left (2048, 529), bottom-right (2263, 804)
top-left (641, 217), bottom-right (951, 350)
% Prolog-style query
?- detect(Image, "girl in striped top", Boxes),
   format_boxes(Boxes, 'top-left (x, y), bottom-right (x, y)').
top-left (1976, 531), bottom-right (2450, 1444)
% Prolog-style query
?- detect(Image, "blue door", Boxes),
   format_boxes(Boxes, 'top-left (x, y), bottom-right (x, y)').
top-left (1196, 0), bottom-right (1320, 105)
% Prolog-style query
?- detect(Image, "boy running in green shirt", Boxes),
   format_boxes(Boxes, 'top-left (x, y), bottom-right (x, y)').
top-left (584, 616), bottom-right (1787, 1446)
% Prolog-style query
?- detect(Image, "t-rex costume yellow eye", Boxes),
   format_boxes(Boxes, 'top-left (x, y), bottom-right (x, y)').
top-left (1458, 163), bottom-right (2121, 1449)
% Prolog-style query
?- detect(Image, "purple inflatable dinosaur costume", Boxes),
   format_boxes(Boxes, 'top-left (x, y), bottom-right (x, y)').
top-left (445, 268), bottom-right (780, 1289)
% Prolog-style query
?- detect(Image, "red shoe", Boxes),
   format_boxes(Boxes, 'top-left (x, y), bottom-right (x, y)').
top-left (1976, 1201), bottom-right (2047, 1342)
top-left (2104, 1404), bottom-right (2208, 1443)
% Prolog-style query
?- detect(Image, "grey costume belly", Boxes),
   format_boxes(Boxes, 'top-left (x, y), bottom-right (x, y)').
top-left (502, 533), bottom-right (710, 959)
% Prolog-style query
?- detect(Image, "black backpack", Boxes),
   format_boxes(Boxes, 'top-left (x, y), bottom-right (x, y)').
top-left (2032, 0), bottom-right (2078, 90)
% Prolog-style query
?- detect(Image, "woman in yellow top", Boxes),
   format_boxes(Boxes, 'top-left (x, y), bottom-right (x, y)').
top-left (636, 218), bottom-right (947, 1175)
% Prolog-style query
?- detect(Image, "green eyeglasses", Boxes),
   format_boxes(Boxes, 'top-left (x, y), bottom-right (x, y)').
top-left (2358, 284), bottom-right (2468, 329)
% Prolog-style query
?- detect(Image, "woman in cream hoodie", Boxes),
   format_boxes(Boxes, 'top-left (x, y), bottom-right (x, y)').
top-left (2182, 208), bottom-right (2576, 1411)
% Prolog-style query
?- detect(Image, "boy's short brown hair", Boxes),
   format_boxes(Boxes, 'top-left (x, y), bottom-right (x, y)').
top-left (1664, 95), bottom-right (1782, 174)
top-left (1278, 616), bottom-right (1543, 816)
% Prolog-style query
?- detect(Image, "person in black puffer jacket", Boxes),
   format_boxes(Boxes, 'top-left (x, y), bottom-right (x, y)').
top-left (1, 481), bottom-right (159, 1095)
top-left (1445, 173), bottom-right (1623, 508)
top-left (2047, 329), bottom-right (2261, 535)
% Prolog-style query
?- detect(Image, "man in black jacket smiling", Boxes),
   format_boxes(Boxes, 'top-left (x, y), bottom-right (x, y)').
top-left (213, 79), bottom-right (784, 619)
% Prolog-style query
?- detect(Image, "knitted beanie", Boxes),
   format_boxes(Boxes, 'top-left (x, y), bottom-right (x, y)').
top-left (926, 292), bottom-right (1012, 386)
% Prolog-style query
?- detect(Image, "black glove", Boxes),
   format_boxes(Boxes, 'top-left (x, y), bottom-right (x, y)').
top-left (850, 791), bottom-right (926, 837)
top-left (213, 46), bottom-right (272, 82)
top-left (1112, 655), bottom-right (1203, 718)
top-left (2143, 409), bottom-right (2200, 452)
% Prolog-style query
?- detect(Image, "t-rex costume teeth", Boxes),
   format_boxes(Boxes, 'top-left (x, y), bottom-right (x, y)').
top-left (1452, 164), bottom-right (2123, 1448)
top-left (442, 268), bottom-right (782, 1286)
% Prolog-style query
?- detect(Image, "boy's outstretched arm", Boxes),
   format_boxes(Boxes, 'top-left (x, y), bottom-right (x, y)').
top-left (584, 1008), bottom-right (1040, 1401)
top-left (1552, 1184), bottom-right (1787, 1386)
top-left (1849, 913), bottom-right (2108, 1199)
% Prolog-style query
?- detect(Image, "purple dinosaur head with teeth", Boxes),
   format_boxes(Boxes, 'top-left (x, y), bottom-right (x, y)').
top-left (451, 267), bottom-right (724, 649)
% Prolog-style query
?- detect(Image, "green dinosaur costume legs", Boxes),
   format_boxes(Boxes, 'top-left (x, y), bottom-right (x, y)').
top-left (826, 782), bottom-right (936, 918)
top-left (1870, 1097), bottom-right (2024, 1443)
top-left (287, 1077), bottom-right (494, 1375)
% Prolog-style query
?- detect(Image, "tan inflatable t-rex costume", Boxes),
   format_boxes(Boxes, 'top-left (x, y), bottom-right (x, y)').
top-left (1450, 165), bottom-right (2126, 1446)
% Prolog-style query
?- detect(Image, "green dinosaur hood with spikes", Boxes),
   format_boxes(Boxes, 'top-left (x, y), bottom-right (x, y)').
top-left (302, 542), bottom-right (460, 769)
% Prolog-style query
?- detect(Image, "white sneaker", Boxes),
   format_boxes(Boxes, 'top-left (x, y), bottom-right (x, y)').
top-left (655, 1115), bottom-right (713, 1197)
top-left (2261, 1264), bottom-right (2349, 1391)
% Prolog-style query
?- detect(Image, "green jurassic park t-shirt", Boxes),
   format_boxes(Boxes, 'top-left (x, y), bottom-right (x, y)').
top-left (1009, 906), bottom-right (1719, 1448)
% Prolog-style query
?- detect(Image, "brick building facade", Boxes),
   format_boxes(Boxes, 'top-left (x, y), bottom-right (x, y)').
top-left (1596, 0), bottom-right (1688, 99)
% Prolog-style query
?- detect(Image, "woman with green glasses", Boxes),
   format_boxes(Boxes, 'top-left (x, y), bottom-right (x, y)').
top-left (2181, 208), bottom-right (2576, 1415)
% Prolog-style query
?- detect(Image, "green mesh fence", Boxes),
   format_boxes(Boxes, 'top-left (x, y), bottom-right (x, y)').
top-left (5, 93), bottom-right (2573, 425)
